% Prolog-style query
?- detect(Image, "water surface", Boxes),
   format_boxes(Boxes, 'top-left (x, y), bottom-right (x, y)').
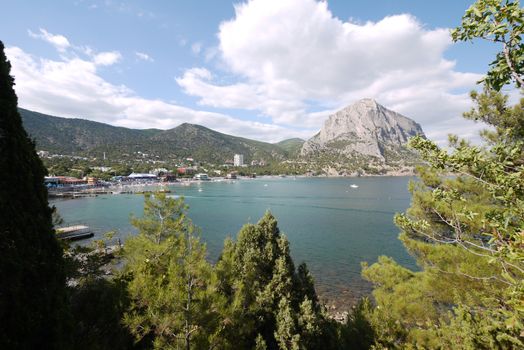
top-left (52, 176), bottom-right (417, 305)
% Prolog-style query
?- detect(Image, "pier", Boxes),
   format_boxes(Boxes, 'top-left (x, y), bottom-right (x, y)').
top-left (48, 187), bottom-right (172, 199)
top-left (56, 225), bottom-right (94, 241)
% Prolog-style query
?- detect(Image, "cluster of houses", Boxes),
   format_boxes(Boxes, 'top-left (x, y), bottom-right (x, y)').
top-left (43, 152), bottom-right (270, 190)
top-left (37, 150), bottom-right (88, 161)
top-left (45, 172), bottom-right (176, 191)
top-left (44, 176), bottom-right (100, 190)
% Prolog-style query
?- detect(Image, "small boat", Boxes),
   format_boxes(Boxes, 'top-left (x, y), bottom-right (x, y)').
top-left (198, 188), bottom-right (203, 192)
top-left (350, 184), bottom-right (359, 188)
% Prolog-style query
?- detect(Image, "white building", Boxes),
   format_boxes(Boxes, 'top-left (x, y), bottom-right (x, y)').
top-left (234, 154), bottom-right (244, 166)
top-left (128, 173), bottom-right (157, 180)
top-left (92, 166), bottom-right (112, 172)
top-left (151, 168), bottom-right (169, 176)
top-left (37, 150), bottom-right (50, 158)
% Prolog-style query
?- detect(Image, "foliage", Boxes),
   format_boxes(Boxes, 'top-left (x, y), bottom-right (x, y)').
top-left (117, 196), bottom-right (339, 349)
top-left (122, 193), bottom-right (224, 349)
top-left (60, 225), bottom-right (134, 349)
top-left (0, 41), bottom-right (69, 348)
top-left (362, 101), bottom-right (524, 348)
top-left (276, 138), bottom-right (306, 157)
top-left (20, 108), bottom-right (296, 164)
top-left (335, 298), bottom-right (375, 350)
top-left (361, 1), bottom-right (524, 347)
top-left (301, 145), bottom-right (420, 175)
top-left (68, 276), bottom-right (135, 350)
top-left (451, 0), bottom-right (524, 90)
top-left (214, 211), bottom-right (328, 349)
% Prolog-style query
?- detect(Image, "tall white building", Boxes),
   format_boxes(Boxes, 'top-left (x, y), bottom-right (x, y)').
top-left (234, 154), bottom-right (244, 166)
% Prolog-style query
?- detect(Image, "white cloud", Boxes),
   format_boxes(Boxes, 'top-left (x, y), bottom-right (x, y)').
top-left (6, 46), bottom-right (306, 142)
top-left (177, 67), bottom-right (307, 126)
top-left (191, 42), bottom-right (202, 55)
top-left (28, 28), bottom-right (71, 52)
top-left (28, 28), bottom-right (123, 67)
top-left (93, 51), bottom-right (122, 66)
top-left (16, 2), bottom-right (500, 146)
top-left (176, 0), bottom-right (488, 143)
top-left (135, 51), bottom-right (154, 62)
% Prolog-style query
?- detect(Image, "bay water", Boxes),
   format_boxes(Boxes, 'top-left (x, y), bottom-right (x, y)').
top-left (52, 176), bottom-right (417, 306)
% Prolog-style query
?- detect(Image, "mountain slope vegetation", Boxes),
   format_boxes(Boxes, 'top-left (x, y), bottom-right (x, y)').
top-left (20, 108), bottom-right (294, 163)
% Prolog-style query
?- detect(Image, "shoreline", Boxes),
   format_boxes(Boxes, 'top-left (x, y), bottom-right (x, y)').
top-left (48, 173), bottom-right (418, 199)
top-left (51, 176), bottom-right (413, 319)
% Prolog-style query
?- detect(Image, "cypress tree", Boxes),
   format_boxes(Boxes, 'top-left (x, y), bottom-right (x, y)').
top-left (0, 41), bottom-right (68, 348)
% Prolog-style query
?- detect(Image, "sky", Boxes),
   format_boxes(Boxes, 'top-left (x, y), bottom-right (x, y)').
top-left (0, 0), bottom-right (511, 144)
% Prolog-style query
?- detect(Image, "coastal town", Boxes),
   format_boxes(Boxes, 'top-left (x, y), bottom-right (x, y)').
top-left (42, 152), bottom-right (291, 199)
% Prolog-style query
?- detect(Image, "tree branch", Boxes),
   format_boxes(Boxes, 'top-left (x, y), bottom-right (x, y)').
top-left (502, 41), bottom-right (524, 87)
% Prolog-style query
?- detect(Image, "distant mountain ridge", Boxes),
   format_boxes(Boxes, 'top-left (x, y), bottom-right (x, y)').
top-left (20, 109), bottom-right (159, 154)
top-left (19, 109), bottom-right (297, 163)
top-left (20, 101), bottom-right (424, 173)
top-left (300, 99), bottom-right (425, 174)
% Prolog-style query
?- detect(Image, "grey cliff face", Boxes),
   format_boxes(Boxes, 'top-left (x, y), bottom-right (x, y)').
top-left (300, 98), bottom-right (425, 161)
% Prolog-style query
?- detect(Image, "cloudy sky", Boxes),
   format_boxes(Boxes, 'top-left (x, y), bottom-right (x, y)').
top-left (1, 0), bottom-right (509, 144)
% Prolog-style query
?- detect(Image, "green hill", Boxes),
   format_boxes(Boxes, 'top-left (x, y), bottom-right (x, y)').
top-left (20, 108), bottom-right (295, 163)
top-left (276, 138), bottom-right (305, 157)
top-left (19, 109), bottom-right (160, 154)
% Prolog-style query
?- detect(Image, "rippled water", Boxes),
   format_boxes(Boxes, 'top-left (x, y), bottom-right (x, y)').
top-left (52, 176), bottom-right (417, 306)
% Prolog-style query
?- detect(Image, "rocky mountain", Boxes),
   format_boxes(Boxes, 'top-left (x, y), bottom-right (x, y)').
top-left (300, 99), bottom-right (425, 174)
top-left (20, 101), bottom-right (424, 173)
top-left (19, 109), bottom-right (293, 163)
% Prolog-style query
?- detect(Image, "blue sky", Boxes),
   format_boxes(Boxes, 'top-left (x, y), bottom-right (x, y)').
top-left (1, 0), bottom-right (506, 143)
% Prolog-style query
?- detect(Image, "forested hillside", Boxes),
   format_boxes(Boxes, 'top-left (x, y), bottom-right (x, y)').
top-left (20, 108), bottom-right (295, 163)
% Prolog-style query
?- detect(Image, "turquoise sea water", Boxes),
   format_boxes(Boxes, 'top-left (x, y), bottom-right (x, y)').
top-left (51, 176), bottom-right (417, 305)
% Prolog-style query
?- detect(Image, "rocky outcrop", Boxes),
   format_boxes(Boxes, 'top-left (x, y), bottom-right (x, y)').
top-left (301, 98), bottom-right (425, 165)
top-left (300, 98), bottom-right (425, 175)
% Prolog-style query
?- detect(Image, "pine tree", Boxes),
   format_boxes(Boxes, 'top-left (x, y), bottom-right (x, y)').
top-left (122, 193), bottom-right (223, 349)
top-left (274, 297), bottom-right (301, 350)
top-left (363, 81), bottom-right (524, 350)
top-left (0, 41), bottom-right (68, 348)
top-left (215, 212), bottom-right (326, 349)
top-left (362, 1), bottom-right (524, 347)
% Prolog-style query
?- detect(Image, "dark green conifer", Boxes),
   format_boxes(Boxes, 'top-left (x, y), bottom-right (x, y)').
top-left (216, 212), bottom-right (325, 349)
top-left (0, 41), bottom-right (68, 348)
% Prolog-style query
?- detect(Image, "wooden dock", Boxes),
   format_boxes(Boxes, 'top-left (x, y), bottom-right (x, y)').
top-left (56, 225), bottom-right (94, 241)
top-left (49, 188), bottom-right (172, 198)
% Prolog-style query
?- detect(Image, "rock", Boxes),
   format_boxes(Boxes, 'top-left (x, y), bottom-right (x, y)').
top-left (301, 98), bottom-right (425, 168)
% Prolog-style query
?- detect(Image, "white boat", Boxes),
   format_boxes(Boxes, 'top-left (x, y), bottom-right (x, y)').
top-left (193, 173), bottom-right (210, 181)
top-left (350, 184), bottom-right (359, 188)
